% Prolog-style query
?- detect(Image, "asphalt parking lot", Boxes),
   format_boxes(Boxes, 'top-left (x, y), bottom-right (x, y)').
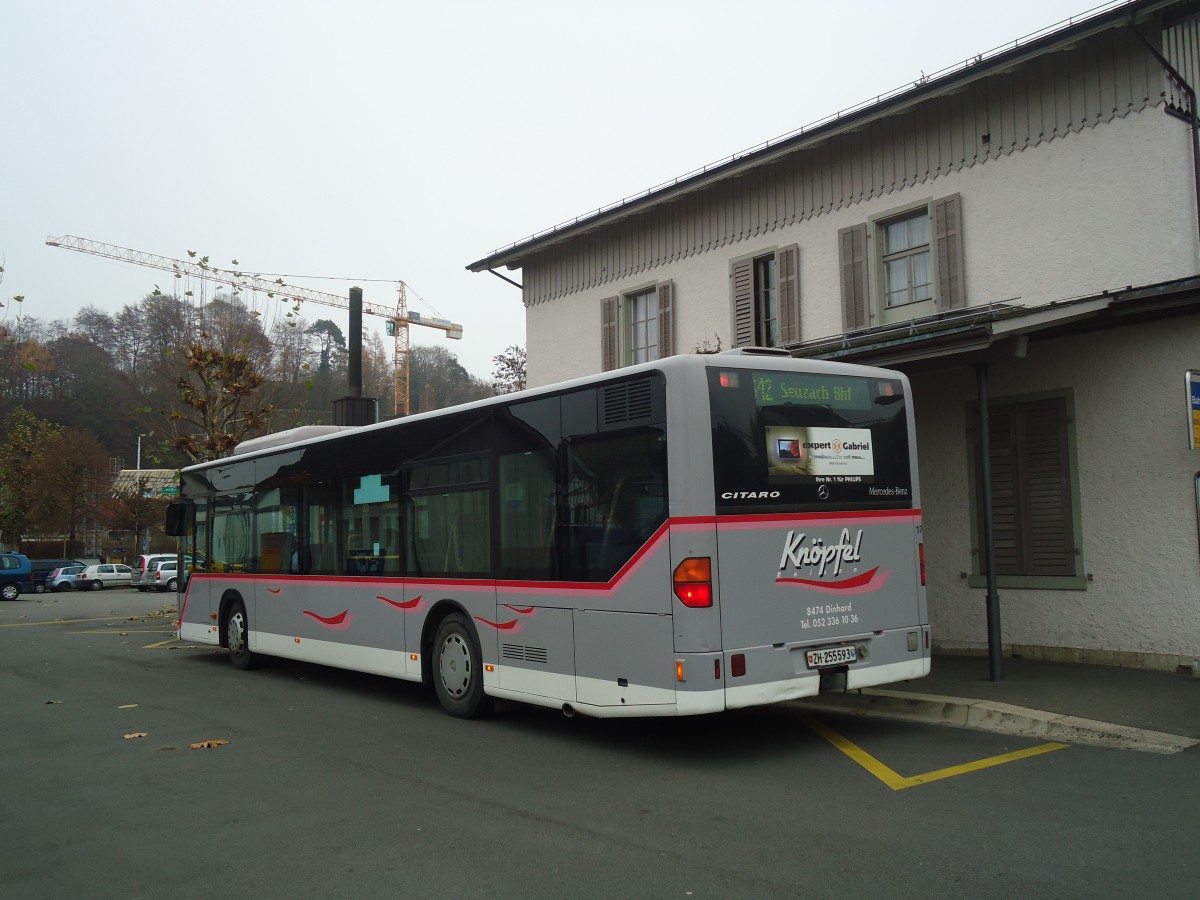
top-left (3, 589), bottom-right (1198, 899)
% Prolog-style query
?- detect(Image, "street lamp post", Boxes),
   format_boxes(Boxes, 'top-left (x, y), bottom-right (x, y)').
top-left (135, 433), bottom-right (149, 554)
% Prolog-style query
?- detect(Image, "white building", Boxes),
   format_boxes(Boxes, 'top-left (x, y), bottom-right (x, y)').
top-left (469, 0), bottom-right (1200, 672)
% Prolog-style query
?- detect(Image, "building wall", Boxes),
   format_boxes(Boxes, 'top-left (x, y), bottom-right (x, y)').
top-left (914, 315), bottom-right (1200, 669)
top-left (506, 9), bottom-right (1200, 665)
top-left (528, 106), bottom-right (1197, 387)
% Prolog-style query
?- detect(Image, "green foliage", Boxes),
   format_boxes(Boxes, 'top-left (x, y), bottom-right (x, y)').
top-left (28, 428), bottom-right (110, 541)
top-left (0, 409), bottom-right (62, 545)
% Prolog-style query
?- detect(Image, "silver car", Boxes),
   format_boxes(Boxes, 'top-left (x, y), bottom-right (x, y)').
top-left (148, 559), bottom-right (180, 592)
top-left (47, 565), bottom-right (86, 592)
top-left (132, 554), bottom-right (176, 591)
top-left (75, 564), bottom-right (133, 591)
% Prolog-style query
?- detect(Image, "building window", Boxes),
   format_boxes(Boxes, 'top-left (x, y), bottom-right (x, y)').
top-left (731, 245), bottom-right (799, 348)
top-left (968, 392), bottom-right (1084, 589)
top-left (754, 255), bottom-right (779, 346)
top-left (628, 288), bottom-right (658, 364)
top-left (882, 211), bottom-right (932, 309)
top-left (600, 281), bottom-right (674, 371)
top-left (839, 193), bottom-right (964, 331)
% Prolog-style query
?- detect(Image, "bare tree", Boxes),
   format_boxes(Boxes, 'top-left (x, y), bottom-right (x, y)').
top-left (171, 341), bottom-right (275, 462)
top-left (492, 344), bottom-right (527, 394)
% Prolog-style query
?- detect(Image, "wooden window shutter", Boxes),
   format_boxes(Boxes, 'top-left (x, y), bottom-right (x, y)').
top-left (776, 244), bottom-right (800, 345)
top-left (600, 296), bottom-right (618, 371)
top-left (731, 259), bottom-right (753, 347)
top-left (977, 397), bottom-right (1075, 577)
top-left (933, 193), bottom-right (965, 311)
top-left (838, 224), bottom-right (869, 331)
top-left (656, 280), bottom-right (674, 359)
top-left (979, 404), bottom-right (1021, 575)
top-left (1018, 398), bottom-right (1075, 576)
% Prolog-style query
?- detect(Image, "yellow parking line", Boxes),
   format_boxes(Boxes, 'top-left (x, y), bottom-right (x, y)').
top-left (798, 712), bottom-right (1069, 790)
top-left (0, 616), bottom-right (152, 628)
top-left (71, 628), bottom-right (174, 636)
top-left (143, 638), bottom-right (206, 649)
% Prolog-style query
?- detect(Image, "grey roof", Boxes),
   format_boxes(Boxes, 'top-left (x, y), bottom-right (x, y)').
top-left (789, 274), bottom-right (1200, 371)
top-left (467, 0), bottom-right (1175, 274)
top-left (111, 469), bottom-right (179, 498)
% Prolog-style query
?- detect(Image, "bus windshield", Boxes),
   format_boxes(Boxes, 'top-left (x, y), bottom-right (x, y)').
top-left (708, 366), bottom-right (912, 513)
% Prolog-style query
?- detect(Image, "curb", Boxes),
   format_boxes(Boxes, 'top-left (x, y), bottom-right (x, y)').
top-left (792, 688), bottom-right (1200, 754)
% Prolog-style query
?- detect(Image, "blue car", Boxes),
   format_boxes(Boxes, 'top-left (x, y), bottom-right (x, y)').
top-left (0, 552), bottom-right (35, 601)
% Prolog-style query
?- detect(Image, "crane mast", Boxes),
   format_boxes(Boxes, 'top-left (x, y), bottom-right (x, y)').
top-left (45, 234), bottom-right (462, 416)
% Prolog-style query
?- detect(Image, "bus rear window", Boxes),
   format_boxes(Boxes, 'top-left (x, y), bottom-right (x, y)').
top-left (709, 367), bottom-right (912, 513)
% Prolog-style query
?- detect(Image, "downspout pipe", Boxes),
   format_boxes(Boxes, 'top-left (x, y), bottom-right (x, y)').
top-left (1133, 18), bottom-right (1200, 242)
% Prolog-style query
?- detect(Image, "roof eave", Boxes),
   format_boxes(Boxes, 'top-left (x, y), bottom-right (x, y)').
top-left (467, 0), bottom-right (1173, 274)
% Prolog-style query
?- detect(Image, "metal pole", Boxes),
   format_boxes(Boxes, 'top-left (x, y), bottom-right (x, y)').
top-left (975, 363), bottom-right (1003, 681)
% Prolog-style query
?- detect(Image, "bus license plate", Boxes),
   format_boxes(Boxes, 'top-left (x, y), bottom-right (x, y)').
top-left (806, 646), bottom-right (857, 669)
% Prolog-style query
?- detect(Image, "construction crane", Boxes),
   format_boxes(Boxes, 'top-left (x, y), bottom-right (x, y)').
top-left (45, 234), bottom-right (463, 416)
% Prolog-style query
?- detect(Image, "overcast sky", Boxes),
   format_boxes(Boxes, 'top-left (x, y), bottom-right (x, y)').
top-left (3, 0), bottom-right (1106, 379)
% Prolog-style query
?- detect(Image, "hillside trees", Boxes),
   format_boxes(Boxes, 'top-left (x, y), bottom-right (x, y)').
top-left (408, 345), bottom-right (493, 414)
top-left (28, 428), bottom-right (111, 547)
top-left (0, 409), bottom-right (61, 546)
top-left (0, 289), bottom-right (509, 472)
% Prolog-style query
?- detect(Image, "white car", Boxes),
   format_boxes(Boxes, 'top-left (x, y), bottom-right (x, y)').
top-left (75, 564), bottom-right (134, 591)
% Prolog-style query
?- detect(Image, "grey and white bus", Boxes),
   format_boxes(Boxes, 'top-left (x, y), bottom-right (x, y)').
top-left (169, 350), bottom-right (929, 718)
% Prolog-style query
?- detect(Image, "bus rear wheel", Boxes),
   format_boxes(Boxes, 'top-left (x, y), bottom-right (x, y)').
top-left (226, 599), bottom-right (258, 670)
top-left (432, 613), bottom-right (492, 718)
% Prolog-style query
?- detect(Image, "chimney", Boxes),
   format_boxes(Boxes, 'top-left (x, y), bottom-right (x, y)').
top-left (332, 285), bottom-right (377, 425)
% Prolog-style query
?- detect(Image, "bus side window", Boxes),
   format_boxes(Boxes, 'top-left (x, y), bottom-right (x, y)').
top-left (499, 450), bottom-right (556, 577)
top-left (563, 428), bottom-right (666, 580)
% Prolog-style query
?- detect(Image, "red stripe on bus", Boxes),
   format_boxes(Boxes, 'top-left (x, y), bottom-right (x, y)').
top-left (717, 509), bottom-right (921, 528)
top-left (302, 609), bottom-right (353, 629)
top-left (183, 510), bottom-right (916, 603)
top-left (776, 566), bottom-right (879, 589)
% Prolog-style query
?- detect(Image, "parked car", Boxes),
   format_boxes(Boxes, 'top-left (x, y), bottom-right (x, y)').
top-left (29, 558), bottom-right (86, 593)
top-left (0, 552), bottom-right (35, 600)
top-left (75, 563), bottom-right (133, 591)
top-left (149, 559), bottom-right (180, 592)
top-left (131, 554), bottom-right (176, 591)
top-left (47, 564), bottom-right (86, 592)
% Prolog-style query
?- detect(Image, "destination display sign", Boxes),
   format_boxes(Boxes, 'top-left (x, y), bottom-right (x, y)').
top-left (751, 372), bottom-right (874, 410)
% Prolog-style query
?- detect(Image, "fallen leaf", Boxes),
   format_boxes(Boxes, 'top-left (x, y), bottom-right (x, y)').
top-left (190, 739), bottom-right (230, 750)
top-left (157, 746), bottom-right (177, 752)
top-left (45, 700), bottom-right (63, 705)
top-left (117, 704), bottom-right (138, 709)
top-left (123, 732), bottom-right (148, 740)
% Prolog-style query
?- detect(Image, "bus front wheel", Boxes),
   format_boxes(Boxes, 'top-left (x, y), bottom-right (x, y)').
top-left (432, 613), bottom-right (492, 718)
top-left (226, 599), bottom-right (258, 670)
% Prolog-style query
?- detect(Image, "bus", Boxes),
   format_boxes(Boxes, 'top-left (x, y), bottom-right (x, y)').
top-left (167, 349), bottom-right (929, 718)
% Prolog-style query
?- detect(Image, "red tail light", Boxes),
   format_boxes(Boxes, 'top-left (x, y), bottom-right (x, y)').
top-left (918, 542), bottom-right (926, 587)
top-left (673, 557), bottom-right (713, 608)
